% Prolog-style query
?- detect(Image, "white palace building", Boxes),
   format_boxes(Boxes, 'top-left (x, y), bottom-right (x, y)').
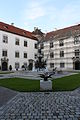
top-left (0, 22), bottom-right (37, 71)
top-left (0, 21), bottom-right (80, 71)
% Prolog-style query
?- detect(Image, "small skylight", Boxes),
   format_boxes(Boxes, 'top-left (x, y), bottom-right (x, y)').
top-left (4, 26), bottom-right (8, 29)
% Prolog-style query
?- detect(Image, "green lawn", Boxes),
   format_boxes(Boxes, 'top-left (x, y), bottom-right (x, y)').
top-left (52, 73), bottom-right (80, 91)
top-left (0, 78), bottom-right (40, 92)
top-left (0, 73), bottom-right (80, 92)
top-left (0, 71), bottom-right (14, 74)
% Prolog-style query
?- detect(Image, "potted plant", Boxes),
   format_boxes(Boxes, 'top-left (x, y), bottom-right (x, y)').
top-left (39, 72), bottom-right (53, 91)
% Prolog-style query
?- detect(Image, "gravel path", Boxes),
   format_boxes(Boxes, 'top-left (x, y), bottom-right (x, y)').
top-left (0, 88), bottom-right (80, 120)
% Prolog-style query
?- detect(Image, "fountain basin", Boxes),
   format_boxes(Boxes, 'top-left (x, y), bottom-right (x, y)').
top-left (40, 80), bottom-right (52, 91)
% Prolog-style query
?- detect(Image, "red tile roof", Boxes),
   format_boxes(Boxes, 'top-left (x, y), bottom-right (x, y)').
top-left (0, 22), bottom-right (37, 40)
top-left (46, 24), bottom-right (80, 41)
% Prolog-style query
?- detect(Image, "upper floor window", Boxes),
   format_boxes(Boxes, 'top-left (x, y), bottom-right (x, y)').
top-left (24, 41), bottom-right (27, 47)
top-left (3, 35), bottom-right (8, 43)
top-left (15, 38), bottom-right (20, 45)
top-left (2, 50), bottom-right (7, 57)
top-left (50, 63), bottom-right (54, 68)
top-left (34, 53), bottom-right (37, 59)
top-left (60, 51), bottom-right (64, 57)
top-left (40, 43), bottom-right (44, 49)
top-left (24, 52), bottom-right (27, 58)
top-left (74, 36), bottom-right (80, 44)
top-left (15, 51), bottom-right (19, 58)
top-left (75, 49), bottom-right (80, 56)
top-left (50, 42), bottom-right (53, 48)
top-left (35, 43), bottom-right (37, 49)
top-left (59, 40), bottom-right (64, 46)
top-left (50, 52), bottom-right (54, 58)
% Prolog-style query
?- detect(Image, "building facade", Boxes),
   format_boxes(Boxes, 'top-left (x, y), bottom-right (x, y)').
top-left (0, 22), bottom-right (80, 71)
top-left (43, 25), bottom-right (80, 71)
top-left (0, 22), bottom-right (37, 71)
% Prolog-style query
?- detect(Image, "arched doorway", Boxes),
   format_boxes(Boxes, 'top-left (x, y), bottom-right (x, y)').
top-left (2, 62), bottom-right (8, 71)
top-left (74, 61), bottom-right (80, 70)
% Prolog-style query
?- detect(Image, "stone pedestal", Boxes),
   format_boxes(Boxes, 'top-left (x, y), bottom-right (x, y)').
top-left (40, 80), bottom-right (52, 91)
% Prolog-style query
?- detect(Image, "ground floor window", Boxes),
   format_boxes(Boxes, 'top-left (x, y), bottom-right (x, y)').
top-left (50, 63), bottom-right (54, 68)
top-left (24, 63), bottom-right (27, 68)
top-left (60, 63), bottom-right (65, 68)
top-left (15, 62), bottom-right (19, 70)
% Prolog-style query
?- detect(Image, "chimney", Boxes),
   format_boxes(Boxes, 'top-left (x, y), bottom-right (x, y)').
top-left (11, 23), bottom-right (14, 26)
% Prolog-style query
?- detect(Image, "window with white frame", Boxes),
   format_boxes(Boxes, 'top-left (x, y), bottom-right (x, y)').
top-left (50, 52), bottom-right (54, 58)
top-left (60, 51), bottom-right (64, 57)
top-left (74, 36), bottom-right (80, 44)
top-left (60, 63), bottom-right (65, 68)
top-left (24, 52), bottom-right (27, 58)
top-left (15, 51), bottom-right (19, 58)
top-left (15, 38), bottom-right (20, 45)
top-left (34, 53), bottom-right (37, 59)
top-left (35, 43), bottom-right (37, 49)
top-left (75, 49), bottom-right (80, 56)
top-left (24, 63), bottom-right (27, 69)
top-left (59, 39), bottom-right (64, 46)
top-left (2, 50), bottom-right (7, 57)
top-left (24, 41), bottom-right (27, 47)
top-left (50, 42), bottom-right (53, 48)
top-left (3, 35), bottom-right (8, 43)
top-left (15, 62), bottom-right (19, 69)
top-left (50, 63), bottom-right (54, 68)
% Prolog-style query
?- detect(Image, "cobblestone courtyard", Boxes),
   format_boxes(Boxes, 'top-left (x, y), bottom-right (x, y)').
top-left (0, 88), bottom-right (80, 120)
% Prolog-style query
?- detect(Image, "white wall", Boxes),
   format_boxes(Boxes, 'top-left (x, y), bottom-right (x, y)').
top-left (0, 30), bottom-right (37, 70)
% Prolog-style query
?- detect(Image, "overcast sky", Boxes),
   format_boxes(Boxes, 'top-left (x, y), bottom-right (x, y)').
top-left (0, 0), bottom-right (80, 32)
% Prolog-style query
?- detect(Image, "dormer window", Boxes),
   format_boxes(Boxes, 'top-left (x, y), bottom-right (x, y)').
top-left (4, 26), bottom-right (8, 29)
top-left (23, 31), bottom-right (26, 35)
top-left (3, 35), bottom-right (8, 43)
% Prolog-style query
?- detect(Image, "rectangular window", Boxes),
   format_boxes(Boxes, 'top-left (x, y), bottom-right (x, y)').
top-left (35, 43), bottom-right (37, 49)
top-left (15, 52), bottom-right (19, 58)
top-left (59, 40), bottom-right (64, 46)
top-left (2, 50), bottom-right (7, 57)
top-left (15, 62), bottom-right (19, 69)
top-left (24, 63), bottom-right (27, 68)
top-left (60, 63), bottom-right (65, 68)
top-left (50, 52), bottom-right (54, 58)
top-left (24, 53), bottom-right (27, 58)
top-left (15, 38), bottom-right (19, 45)
top-left (50, 63), bottom-right (54, 68)
top-left (75, 49), bottom-right (80, 56)
top-left (74, 36), bottom-right (80, 44)
top-left (40, 43), bottom-right (44, 49)
top-left (60, 51), bottom-right (64, 57)
top-left (34, 54), bottom-right (37, 59)
top-left (24, 41), bottom-right (27, 47)
top-left (50, 42), bottom-right (53, 48)
top-left (3, 35), bottom-right (8, 43)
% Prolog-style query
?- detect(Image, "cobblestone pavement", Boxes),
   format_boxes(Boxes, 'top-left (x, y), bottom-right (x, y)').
top-left (0, 89), bottom-right (80, 120)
